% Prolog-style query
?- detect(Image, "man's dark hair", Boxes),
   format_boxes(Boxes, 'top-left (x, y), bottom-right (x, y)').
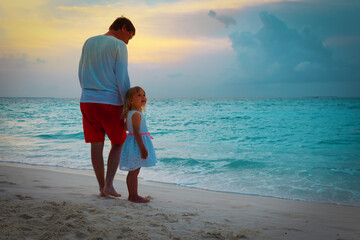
top-left (109, 17), bottom-right (135, 33)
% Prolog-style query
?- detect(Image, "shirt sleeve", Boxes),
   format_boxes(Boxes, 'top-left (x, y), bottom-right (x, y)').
top-left (78, 42), bottom-right (86, 87)
top-left (115, 42), bottom-right (131, 104)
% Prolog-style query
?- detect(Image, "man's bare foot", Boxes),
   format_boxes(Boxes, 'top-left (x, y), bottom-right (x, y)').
top-left (102, 186), bottom-right (121, 197)
top-left (128, 195), bottom-right (150, 203)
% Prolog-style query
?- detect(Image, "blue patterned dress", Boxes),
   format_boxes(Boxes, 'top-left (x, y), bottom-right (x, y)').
top-left (120, 110), bottom-right (157, 171)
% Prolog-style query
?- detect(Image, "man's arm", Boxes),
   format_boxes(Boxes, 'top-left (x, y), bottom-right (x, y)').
top-left (78, 44), bottom-right (85, 87)
top-left (115, 42), bottom-right (131, 103)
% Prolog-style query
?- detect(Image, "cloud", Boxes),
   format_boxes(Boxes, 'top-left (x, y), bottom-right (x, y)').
top-left (1, 0), bottom-right (359, 98)
top-left (0, 54), bottom-right (30, 68)
top-left (144, 0), bottom-right (181, 6)
top-left (228, 11), bottom-right (358, 83)
top-left (294, 61), bottom-right (321, 72)
top-left (208, 10), bottom-right (237, 28)
top-left (0, 53), bottom-right (46, 69)
top-left (168, 73), bottom-right (183, 78)
top-left (36, 58), bottom-right (46, 64)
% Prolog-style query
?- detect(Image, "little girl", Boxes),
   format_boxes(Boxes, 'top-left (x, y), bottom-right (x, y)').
top-left (120, 86), bottom-right (157, 203)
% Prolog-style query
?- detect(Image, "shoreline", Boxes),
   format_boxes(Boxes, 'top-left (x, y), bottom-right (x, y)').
top-left (144, 178), bottom-right (360, 208)
top-left (1, 161), bottom-right (360, 239)
top-left (1, 161), bottom-right (358, 208)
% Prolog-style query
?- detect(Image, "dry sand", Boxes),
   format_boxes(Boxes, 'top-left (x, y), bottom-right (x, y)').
top-left (0, 162), bottom-right (359, 240)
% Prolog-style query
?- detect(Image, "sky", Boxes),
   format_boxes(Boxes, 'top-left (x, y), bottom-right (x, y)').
top-left (0, 0), bottom-right (359, 98)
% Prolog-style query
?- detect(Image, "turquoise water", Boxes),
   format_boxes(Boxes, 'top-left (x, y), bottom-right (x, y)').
top-left (1, 97), bottom-right (360, 206)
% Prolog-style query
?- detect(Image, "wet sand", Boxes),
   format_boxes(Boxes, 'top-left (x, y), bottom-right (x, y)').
top-left (0, 162), bottom-right (359, 240)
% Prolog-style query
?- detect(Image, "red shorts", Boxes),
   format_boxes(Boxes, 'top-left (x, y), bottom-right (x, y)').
top-left (80, 103), bottom-right (127, 144)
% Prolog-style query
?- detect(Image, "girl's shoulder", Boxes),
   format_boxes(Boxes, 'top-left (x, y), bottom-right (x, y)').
top-left (128, 110), bottom-right (143, 115)
top-left (128, 110), bottom-right (144, 119)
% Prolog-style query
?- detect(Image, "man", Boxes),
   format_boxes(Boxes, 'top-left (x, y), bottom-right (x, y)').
top-left (78, 17), bottom-right (135, 197)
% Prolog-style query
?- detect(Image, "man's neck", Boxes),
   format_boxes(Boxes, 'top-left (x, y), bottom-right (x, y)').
top-left (104, 30), bottom-right (116, 37)
top-left (104, 30), bottom-right (127, 44)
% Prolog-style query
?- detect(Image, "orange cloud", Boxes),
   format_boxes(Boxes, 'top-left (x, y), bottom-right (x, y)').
top-left (0, 0), bottom-right (292, 64)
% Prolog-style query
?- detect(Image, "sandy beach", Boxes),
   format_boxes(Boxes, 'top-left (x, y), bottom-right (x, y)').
top-left (0, 162), bottom-right (359, 240)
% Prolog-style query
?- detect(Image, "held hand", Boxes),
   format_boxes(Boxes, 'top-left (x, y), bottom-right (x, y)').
top-left (141, 148), bottom-right (148, 159)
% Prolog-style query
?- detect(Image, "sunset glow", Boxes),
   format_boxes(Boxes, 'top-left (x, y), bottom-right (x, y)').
top-left (0, 0), bottom-right (359, 98)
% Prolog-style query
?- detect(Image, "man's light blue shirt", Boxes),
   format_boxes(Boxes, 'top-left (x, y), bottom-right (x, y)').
top-left (79, 35), bottom-right (130, 106)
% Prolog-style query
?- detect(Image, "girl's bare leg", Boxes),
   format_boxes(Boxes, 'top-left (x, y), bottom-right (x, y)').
top-left (126, 168), bottom-right (149, 203)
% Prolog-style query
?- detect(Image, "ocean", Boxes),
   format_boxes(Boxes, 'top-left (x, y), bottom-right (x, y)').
top-left (1, 97), bottom-right (359, 206)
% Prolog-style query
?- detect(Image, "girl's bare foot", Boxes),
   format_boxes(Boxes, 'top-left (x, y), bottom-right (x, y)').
top-left (128, 195), bottom-right (150, 203)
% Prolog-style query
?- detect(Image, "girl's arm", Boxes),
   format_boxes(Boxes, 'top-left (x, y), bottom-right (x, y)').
top-left (131, 112), bottom-right (148, 159)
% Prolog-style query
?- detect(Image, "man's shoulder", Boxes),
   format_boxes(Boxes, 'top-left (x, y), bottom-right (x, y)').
top-left (86, 35), bottom-right (126, 48)
top-left (86, 35), bottom-right (108, 42)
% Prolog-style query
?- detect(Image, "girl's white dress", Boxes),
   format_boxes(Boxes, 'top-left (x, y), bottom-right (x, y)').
top-left (120, 110), bottom-right (157, 171)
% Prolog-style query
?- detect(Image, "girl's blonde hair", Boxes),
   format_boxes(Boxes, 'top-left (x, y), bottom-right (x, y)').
top-left (123, 86), bottom-right (146, 118)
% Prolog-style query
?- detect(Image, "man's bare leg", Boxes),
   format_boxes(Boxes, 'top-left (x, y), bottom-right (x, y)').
top-left (102, 143), bottom-right (122, 197)
top-left (91, 142), bottom-right (105, 196)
